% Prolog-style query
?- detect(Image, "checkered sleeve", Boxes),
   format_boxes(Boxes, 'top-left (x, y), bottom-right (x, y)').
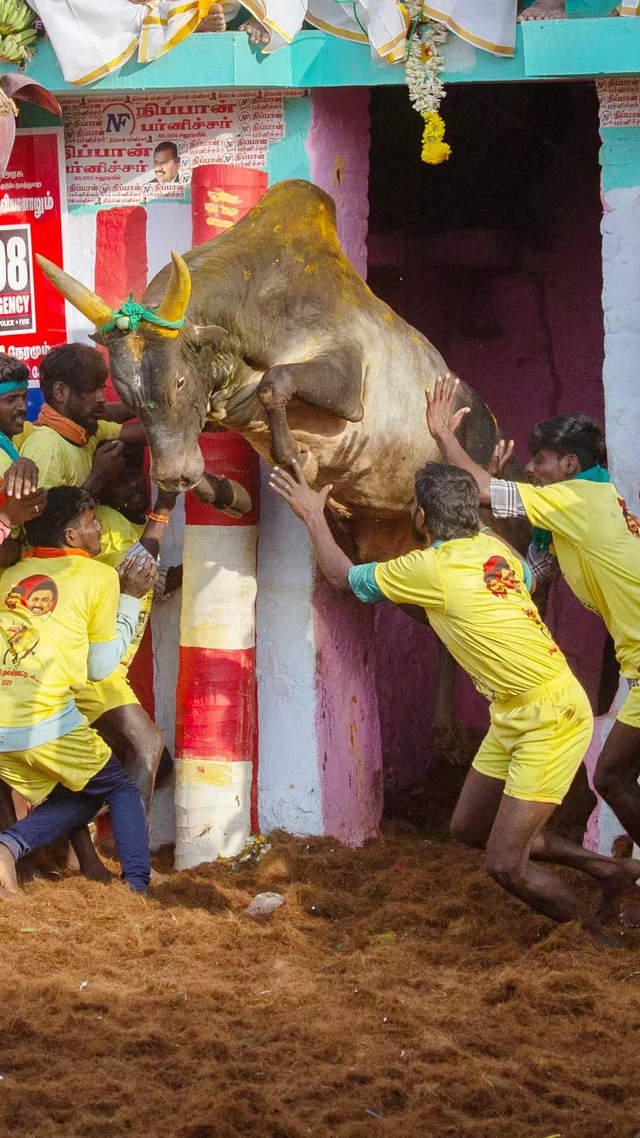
top-left (526, 542), bottom-right (558, 587)
top-left (489, 478), bottom-right (526, 518)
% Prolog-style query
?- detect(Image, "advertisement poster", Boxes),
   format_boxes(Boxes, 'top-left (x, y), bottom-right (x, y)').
top-left (61, 90), bottom-right (298, 207)
top-left (0, 128), bottom-right (68, 412)
top-left (597, 78), bottom-right (640, 128)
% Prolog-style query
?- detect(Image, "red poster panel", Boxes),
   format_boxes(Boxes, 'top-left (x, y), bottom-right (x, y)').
top-left (0, 128), bottom-right (67, 418)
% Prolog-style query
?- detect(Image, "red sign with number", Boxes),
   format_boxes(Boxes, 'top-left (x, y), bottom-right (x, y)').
top-left (0, 128), bottom-right (67, 412)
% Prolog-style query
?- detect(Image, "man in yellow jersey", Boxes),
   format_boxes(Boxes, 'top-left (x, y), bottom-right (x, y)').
top-left (270, 459), bottom-right (640, 944)
top-left (0, 354), bottom-right (49, 833)
top-left (0, 354), bottom-right (48, 566)
top-left (0, 485), bottom-right (156, 897)
top-left (427, 375), bottom-right (640, 924)
top-left (68, 444), bottom-right (180, 880)
top-left (20, 342), bottom-right (143, 493)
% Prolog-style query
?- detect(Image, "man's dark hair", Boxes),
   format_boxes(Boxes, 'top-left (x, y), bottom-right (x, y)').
top-left (0, 353), bottom-right (28, 387)
top-left (154, 141), bottom-right (179, 162)
top-left (120, 442), bottom-right (145, 473)
top-left (25, 486), bottom-right (95, 548)
top-left (414, 462), bottom-right (480, 542)
top-left (528, 414), bottom-right (605, 471)
top-left (39, 343), bottom-right (108, 404)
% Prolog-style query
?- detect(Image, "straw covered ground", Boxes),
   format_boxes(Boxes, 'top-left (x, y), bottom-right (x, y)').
top-left (1, 826), bottom-right (639, 1138)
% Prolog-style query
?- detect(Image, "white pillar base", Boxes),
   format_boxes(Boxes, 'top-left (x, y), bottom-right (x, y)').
top-left (174, 758), bottom-right (252, 869)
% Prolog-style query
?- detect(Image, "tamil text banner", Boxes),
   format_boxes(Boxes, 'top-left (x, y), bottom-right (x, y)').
top-left (61, 90), bottom-right (302, 207)
top-left (0, 128), bottom-right (68, 409)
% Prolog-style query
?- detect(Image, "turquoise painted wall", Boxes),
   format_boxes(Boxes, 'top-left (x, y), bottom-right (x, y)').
top-left (266, 96), bottom-right (311, 185)
top-left (600, 126), bottom-right (640, 192)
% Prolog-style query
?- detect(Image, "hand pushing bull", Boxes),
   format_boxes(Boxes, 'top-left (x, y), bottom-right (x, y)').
top-left (270, 458), bottom-right (640, 945)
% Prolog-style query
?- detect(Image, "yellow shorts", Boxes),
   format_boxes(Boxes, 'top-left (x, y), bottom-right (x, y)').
top-left (75, 664), bottom-right (139, 725)
top-left (472, 669), bottom-right (593, 805)
top-left (617, 680), bottom-right (640, 729)
top-left (0, 725), bottom-right (110, 806)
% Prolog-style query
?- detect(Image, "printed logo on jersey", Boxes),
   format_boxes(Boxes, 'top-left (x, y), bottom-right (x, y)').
top-left (482, 555), bottom-right (522, 598)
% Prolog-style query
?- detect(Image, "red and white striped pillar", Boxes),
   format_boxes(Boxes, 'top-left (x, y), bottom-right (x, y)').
top-left (174, 166), bottom-right (267, 868)
top-left (94, 205), bottom-right (156, 720)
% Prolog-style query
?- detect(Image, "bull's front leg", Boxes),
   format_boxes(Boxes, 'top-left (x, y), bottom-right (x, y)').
top-left (257, 348), bottom-right (364, 473)
top-left (192, 471), bottom-right (252, 518)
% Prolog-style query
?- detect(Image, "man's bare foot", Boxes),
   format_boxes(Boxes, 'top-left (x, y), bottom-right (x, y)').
top-left (69, 828), bottom-right (113, 883)
top-left (0, 842), bottom-right (20, 900)
top-left (518, 0), bottom-right (566, 19)
top-left (239, 16), bottom-right (271, 46)
top-left (618, 891), bottom-right (640, 927)
top-left (584, 920), bottom-right (623, 949)
top-left (597, 858), bottom-right (640, 924)
top-left (197, 3), bottom-right (227, 32)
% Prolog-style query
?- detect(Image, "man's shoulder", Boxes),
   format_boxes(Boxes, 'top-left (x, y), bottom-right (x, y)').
top-left (20, 424), bottom-right (66, 454)
top-left (385, 545), bottom-right (437, 573)
top-left (96, 506), bottom-right (140, 565)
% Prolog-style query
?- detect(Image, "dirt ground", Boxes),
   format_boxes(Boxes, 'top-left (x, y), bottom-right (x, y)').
top-left (1, 826), bottom-right (639, 1138)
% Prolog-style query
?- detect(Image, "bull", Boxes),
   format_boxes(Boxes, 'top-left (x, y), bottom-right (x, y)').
top-left (37, 179), bottom-right (508, 563)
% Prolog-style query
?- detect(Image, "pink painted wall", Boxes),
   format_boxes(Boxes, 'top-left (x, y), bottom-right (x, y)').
top-left (368, 85), bottom-right (607, 800)
top-left (307, 88), bottom-right (382, 845)
top-left (307, 89), bottom-right (370, 278)
top-left (314, 579), bottom-right (382, 844)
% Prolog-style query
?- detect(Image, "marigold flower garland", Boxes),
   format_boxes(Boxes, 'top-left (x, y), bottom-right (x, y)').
top-left (403, 2), bottom-right (450, 165)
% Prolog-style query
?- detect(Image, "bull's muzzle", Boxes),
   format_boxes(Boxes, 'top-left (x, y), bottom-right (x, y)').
top-left (151, 452), bottom-right (205, 494)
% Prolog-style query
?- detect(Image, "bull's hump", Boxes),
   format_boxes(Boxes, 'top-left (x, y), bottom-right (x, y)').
top-left (143, 180), bottom-right (342, 309)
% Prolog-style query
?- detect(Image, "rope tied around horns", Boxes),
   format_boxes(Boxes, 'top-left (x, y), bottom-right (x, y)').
top-left (97, 294), bottom-right (186, 335)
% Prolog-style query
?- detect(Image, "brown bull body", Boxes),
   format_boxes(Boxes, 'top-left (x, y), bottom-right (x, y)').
top-left (39, 179), bottom-right (502, 561)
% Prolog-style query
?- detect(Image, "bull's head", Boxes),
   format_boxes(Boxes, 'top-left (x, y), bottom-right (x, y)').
top-left (37, 252), bottom-right (232, 492)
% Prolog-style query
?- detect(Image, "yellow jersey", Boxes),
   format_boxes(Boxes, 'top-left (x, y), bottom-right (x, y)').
top-left (0, 423), bottom-right (35, 540)
top-left (374, 532), bottom-right (566, 702)
top-left (19, 420), bottom-right (121, 488)
top-left (518, 480), bottom-right (640, 678)
top-left (0, 550), bottom-right (119, 731)
top-left (95, 504), bottom-right (150, 669)
top-left (0, 422), bottom-right (35, 480)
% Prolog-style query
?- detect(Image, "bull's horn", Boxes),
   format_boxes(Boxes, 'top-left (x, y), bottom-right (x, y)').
top-left (153, 251), bottom-right (191, 335)
top-left (36, 254), bottom-right (113, 328)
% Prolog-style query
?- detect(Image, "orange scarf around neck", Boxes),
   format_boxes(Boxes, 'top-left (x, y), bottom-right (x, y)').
top-left (37, 403), bottom-right (89, 447)
top-left (29, 546), bottom-right (90, 559)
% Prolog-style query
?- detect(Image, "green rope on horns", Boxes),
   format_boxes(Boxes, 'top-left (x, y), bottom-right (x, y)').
top-left (97, 294), bottom-right (186, 335)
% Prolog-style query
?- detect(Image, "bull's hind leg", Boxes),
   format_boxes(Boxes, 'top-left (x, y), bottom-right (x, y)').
top-left (257, 349), bottom-right (364, 470)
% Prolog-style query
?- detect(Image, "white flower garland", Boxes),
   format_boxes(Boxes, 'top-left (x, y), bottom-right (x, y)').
top-left (404, 4), bottom-right (448, 114)
top-left (403, 3), bottom-right (451, 163)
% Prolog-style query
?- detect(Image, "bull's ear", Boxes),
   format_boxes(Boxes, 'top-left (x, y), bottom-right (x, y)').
top-left (190, 324), bottom-right (229, 349)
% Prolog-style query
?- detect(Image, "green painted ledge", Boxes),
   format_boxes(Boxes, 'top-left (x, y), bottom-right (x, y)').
top-left (5, 19), bottom-right (640, 95)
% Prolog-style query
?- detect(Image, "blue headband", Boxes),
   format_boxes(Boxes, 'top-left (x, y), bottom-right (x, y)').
top-left (0, 378), bottom-right (28, 396)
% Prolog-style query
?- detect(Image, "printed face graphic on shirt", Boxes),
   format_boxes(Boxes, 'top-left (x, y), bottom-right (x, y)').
top-left (618, 497), bottom-right (640, 538)
top-left (483, 555), bottom-right (520, 598)
top-left (5, 575), bottom-right (58, 617)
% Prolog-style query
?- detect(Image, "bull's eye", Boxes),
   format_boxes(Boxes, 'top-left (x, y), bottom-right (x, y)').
top-left (177, 376), bottom-right (185, 390)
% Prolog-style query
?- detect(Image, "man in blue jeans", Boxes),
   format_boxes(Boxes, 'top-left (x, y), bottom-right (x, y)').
top-left (0, 485), bottom-right (156, 897)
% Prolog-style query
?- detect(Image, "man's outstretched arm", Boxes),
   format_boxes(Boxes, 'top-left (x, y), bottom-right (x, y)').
top-left (425, 374), bottom-right (514, 506)
top-left (269, 461), bottom-right (353, 592)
